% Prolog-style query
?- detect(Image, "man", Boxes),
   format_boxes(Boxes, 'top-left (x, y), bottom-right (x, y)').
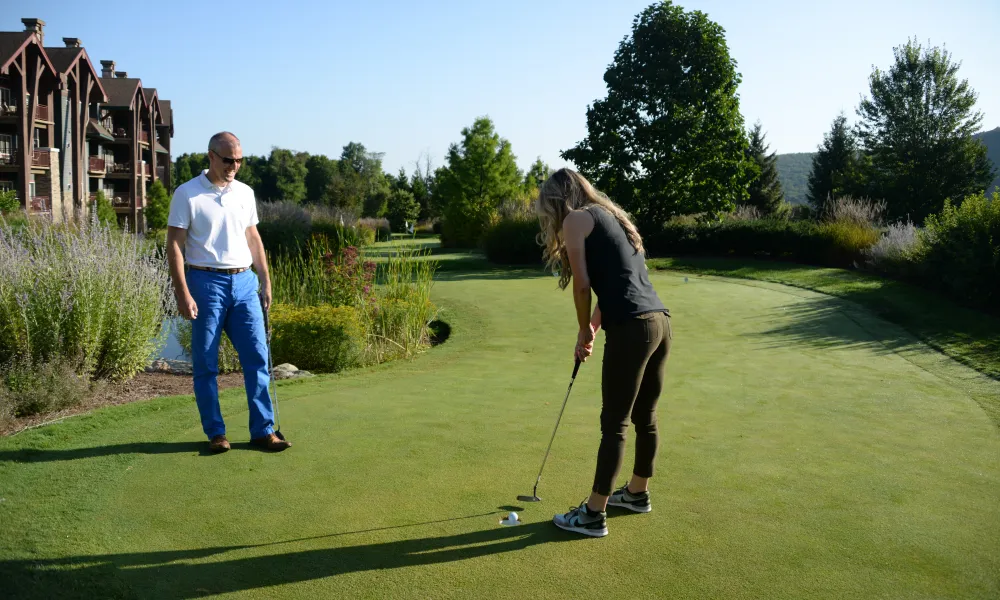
top-left (166, 132), bottom-right (291, 453)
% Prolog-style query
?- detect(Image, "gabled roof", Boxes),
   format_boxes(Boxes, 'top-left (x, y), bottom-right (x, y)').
top-left (142, 87), bottom-right (163, 125)
top-left (158, 99), bottom-right (172, 133)
top-left (101, 76), bottom-right (145, 109)
top-left (43, 46), bottom-right (108, 103)
top-left (0, 31), bottom-right (57, 76)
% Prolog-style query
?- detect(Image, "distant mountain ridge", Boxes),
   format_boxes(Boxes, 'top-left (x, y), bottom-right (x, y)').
top-left (775, 127), bottom-right (1000, 205)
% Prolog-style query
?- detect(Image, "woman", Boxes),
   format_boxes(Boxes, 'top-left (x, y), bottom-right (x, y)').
top-left (535, 168), bottom-right (671, 538)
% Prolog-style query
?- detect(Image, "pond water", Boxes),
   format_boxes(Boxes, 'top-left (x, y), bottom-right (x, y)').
top-left (156, 317), bottom-right (190, 360)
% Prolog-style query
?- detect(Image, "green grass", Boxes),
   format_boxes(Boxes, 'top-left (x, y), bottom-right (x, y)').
top-left (0, 265), bottom-right (998, 598)
top-left (649, 257), bottom-right (1000, 427)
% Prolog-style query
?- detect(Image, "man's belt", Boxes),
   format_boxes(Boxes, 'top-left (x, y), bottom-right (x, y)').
top-left (186, 264), bottom-right (251, 274)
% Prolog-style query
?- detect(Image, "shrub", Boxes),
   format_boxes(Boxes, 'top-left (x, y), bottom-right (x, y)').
top-left (816, 221), bottom-right (880, 268)
top-left (823, 196), bottom-right (887, 227)
top-left (483, 216), bottom-right (542, 265)
top-left (644, 217), bottom-right (878, 268)
top-left (0, 356), bottom-right (91, 418)
top-left (865, 221), bottom-right (920, 276)
top-left (323, 246), bottom-right (377, 308)
top-left (0, 189), bottom-right (19, 215)
top-left (359, 218), bottom-right (391, 241)
top-left (918, 191), bottom-right (1000, 311)
top-left (0, 219), bottom-right (173, 382)
top-left (175, 320), bottom-right (242, 373)
top-left (257, 201), bottom-right (311, 257)
top-left (357, 225), bottom-right (376, 246)
top-left (93, 191), bottom-right (117, 227)
top-left (145, 181), bottom-right (170, 230)
top-left (311, 218), bottom-right (369, 251)
top-left (269, 304), bottom-right (364, 372)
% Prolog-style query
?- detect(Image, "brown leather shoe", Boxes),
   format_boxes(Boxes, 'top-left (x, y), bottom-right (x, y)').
top-left (209, 435), bottom-right (230, 453)
top-left (250, 432), bottom-right (292, 452)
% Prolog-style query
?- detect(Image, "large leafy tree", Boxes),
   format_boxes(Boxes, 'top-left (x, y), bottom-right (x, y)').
top-left (856, 38), bottom-right (995, 222)
top-left (435, 116), bottom-right (522, 247)
top-left (304, 154), bottom-right (337, 204)
top-left (807, 113), bottom-right (863, 213)
top-left (264, 148), bottom-right (307, 203)
top-left (562, 1), bottom-right (754, 227)
top-left (744, 122), bottom-right (782, 215)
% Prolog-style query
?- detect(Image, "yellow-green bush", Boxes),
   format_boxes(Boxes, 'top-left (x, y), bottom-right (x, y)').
top-left (270, 304), bottom-right (364, 372)
top-left (816, 221), bottom-right (880, 268)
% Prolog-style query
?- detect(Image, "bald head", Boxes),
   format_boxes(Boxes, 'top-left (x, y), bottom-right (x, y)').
top-left (206, 132), bottom-right (243, 186)
top-left (208, 131), bottom-right (241, 154)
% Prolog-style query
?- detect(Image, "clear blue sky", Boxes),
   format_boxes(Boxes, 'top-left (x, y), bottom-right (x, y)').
top-left (8, 0), bottom-right (999, 174)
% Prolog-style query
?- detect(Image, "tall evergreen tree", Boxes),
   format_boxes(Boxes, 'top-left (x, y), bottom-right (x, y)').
top-left (807, 113), bottom-right (861, 213)
top-left (744, 122), bottom-right (783, 215)
top-left (435, 116), bottom-right (522, 247)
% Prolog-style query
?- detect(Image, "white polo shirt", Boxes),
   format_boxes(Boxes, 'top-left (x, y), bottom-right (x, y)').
top-left (167, 170), bottom-right (259, 269)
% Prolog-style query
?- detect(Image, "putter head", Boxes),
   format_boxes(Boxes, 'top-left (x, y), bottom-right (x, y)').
top-left (516, 495), bottom-right (541, 502)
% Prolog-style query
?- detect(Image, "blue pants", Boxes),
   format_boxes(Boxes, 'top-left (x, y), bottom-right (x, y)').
top-left (186, 268), bottom-right (274, 440)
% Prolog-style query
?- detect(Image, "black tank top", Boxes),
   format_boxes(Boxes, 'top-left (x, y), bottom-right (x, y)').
top-left (583, 205), bottom-right (668, 324)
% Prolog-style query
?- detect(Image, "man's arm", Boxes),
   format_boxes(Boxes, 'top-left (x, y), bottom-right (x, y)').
top-left (166, 226), bottom-right (197, 320)
top-left (246, 225), bottom-right (271, 311)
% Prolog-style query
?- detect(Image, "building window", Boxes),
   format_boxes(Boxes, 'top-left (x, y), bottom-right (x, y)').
top-left (29, 181), bottom-right (36, 198)
top-left (0, 181), bottom-right (14, 192)
top-left (0, 87), bottom-right (12, 111)
top-left (0, 134), bottom-right (14, 164)
top-left (33, 128), bottom-right (41, 149)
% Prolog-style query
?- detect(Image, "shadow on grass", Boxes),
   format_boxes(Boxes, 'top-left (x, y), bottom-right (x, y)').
top-left (748, 296), bottom-right (914, 354)
top-left (1, 516), bottom-right (585, 599)
top-left (0, 441), bottom-right (214, 463)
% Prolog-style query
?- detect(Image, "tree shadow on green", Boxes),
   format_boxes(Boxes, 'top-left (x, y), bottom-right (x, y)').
top-left (1, 520), bottom-right (580, 599)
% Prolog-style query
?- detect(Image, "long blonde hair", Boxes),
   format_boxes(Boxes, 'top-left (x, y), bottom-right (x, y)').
top-left (535, 168), bottom-right (645, 290)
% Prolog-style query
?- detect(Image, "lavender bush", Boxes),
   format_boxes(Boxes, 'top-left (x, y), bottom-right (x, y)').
top-left (0, 217), bottom-right (173, 383)
top-left (865, 221), bottom-right (920, 274)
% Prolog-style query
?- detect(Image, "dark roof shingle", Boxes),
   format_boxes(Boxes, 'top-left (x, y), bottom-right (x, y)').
top-left (101, 77), bottom-right (141, 108)
top-left (43, 47), bottom-right (83, 74)
top-left (0, 32), bottom-right (31, 70)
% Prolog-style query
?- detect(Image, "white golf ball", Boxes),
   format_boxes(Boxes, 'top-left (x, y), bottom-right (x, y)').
top-left (507, 512), bottom-right (519, 522)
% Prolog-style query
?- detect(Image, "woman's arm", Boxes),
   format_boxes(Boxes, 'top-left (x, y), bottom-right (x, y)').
top-left (563, 210), bottom-right (596, 360)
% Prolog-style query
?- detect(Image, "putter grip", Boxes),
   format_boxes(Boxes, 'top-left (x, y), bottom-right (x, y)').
top-left (572, 359), bottom-right (581, 379)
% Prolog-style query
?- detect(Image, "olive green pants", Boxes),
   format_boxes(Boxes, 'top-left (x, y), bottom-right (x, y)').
top-left (593, 311), bottom-right (671, 495)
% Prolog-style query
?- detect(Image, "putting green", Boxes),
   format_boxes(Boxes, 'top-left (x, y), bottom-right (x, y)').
top-left (1, 269), bottom-right (997, 599)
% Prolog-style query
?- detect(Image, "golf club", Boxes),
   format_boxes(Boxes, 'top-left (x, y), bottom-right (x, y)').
top-left (260, 296), bottom-right (285, 441)
top-left (517, 358), bottom-right (582, 503)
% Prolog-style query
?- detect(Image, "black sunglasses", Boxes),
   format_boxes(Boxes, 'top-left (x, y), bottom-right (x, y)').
top-left (211, 149), bottom-right (243, 166)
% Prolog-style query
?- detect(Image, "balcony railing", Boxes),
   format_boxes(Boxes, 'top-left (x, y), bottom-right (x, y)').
top-left (0, 102), bottom-right (16, 117)
top-left (34, 104), bottom-right (50, 121)
top-left (31, 149), bottom-right (50, 167)
top-left (138, 131), bottom-right (150, 144)
top-left (112, 128), bottom-right (129, 139)
top-left (156, 166), bottom-right (166, 180)
top-left (142, 163), bottom-right (151, 177)
top-left (89, 192), bottom-right (130, 208)
top-left (88, 156), bottom-right (107, 172)
top-left (110, 162), bottom-right (132, 174)
top-left (29, 195), bottom-right (50, 213)
top-left (0, 153), bottom-right (16, 166)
